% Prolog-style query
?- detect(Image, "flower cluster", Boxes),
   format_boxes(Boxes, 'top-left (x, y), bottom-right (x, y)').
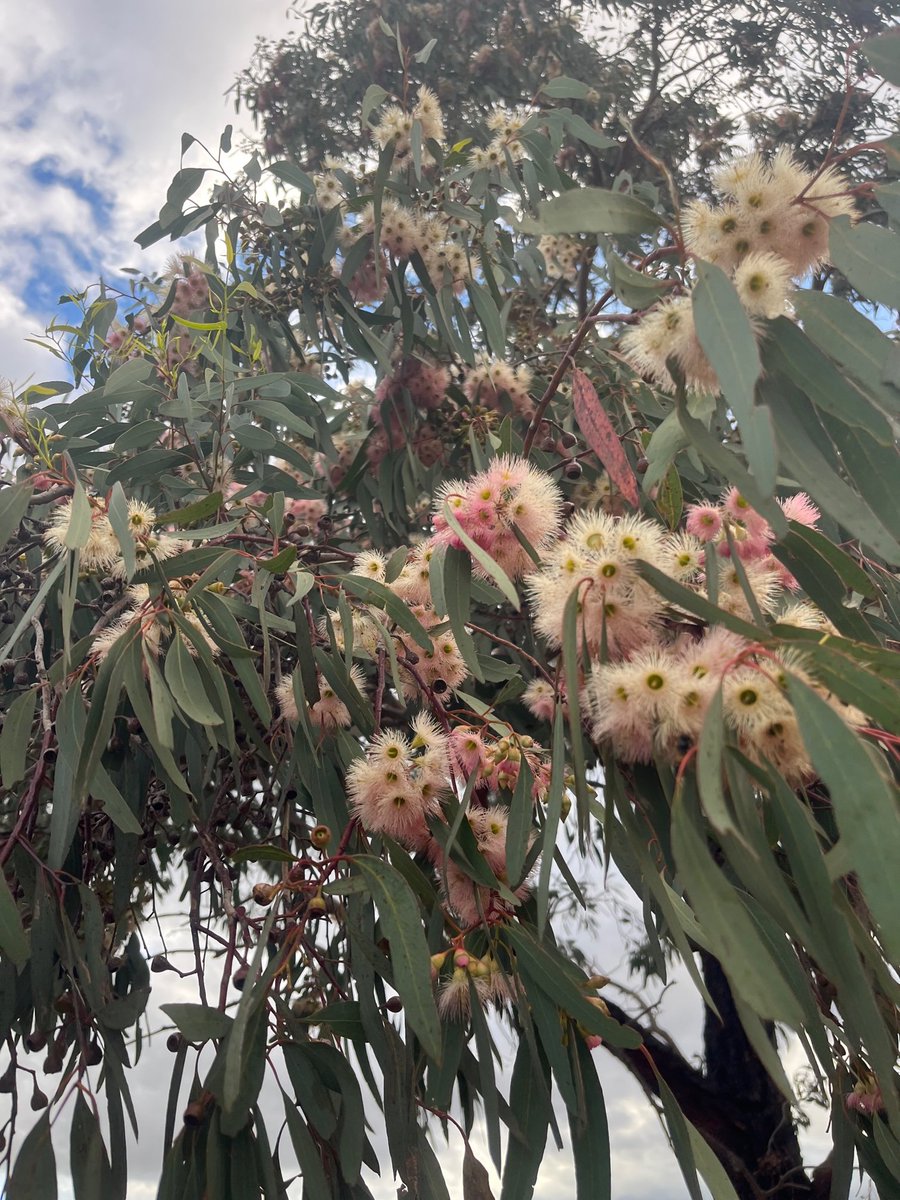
top-left (621, 150), bottom-right (856, 392)
top-left (527, 509), bottom-right (702, 658)
top-left (686, 487), bottom-right (820, 590)
top-left (346, 713), bottom-right (542, 932)
top-left (91, 582), bottom-right (218, 661)
top-left (449, 726), bottom-right (551, 800)
top-left (463, 358), bottom-right (535, 420)
top-left (586, 626), bottom-right (860, 782)
top-left (346, 712), bottom-right (449, 849)
top-left (276, 666), bottom-right (367, 730)
top-left (432, 455), bottom-right (563, 580)
top-left (44, 496), bottom-right (184, 577)
top-left (372, 86), bottom-right (445, 165)
top-left (539, 234), bottom-right (583, 282)
top-left (686, 150), bottom-right (855, 278)
top-left (367, 355), bottom-right (450, 467)
top-left (469, 106), bottom-right (531, 169)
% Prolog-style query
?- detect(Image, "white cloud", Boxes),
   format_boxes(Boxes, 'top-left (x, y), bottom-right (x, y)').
top-left (0, 0), bottom-right (295, 386)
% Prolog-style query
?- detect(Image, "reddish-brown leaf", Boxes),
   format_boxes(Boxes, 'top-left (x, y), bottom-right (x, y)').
top-left (572, 369), bottom-right (640, 507)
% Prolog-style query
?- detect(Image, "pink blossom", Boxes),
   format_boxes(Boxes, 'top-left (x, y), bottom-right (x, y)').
top-left (685, 503), bottom-right (722, 542)
top-left (779, 493), bottom-right (820, 528)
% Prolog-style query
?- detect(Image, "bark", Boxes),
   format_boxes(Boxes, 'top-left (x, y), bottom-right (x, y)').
top-left (602, 953), bottom-right (827, 1199)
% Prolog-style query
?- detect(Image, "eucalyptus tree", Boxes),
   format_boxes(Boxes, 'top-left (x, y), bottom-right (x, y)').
top-left (1, 14), bottom-right (899, 1200)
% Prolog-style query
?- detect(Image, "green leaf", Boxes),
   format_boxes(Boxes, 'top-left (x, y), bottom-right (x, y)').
top-left (63, 479), bottom-right (93, 550)
top-left (536, 707), bottom-right (566, 936)
top-left (787, 674), bottom-right (900, 961)
top-left (361, 84), bottom-right (389, 126)
top-left (106, 482), bottom-right (137, 579)
top-left (862, 26), bottom-right (900, 86)
top-left (540, 75), bottom-right (591, 98)
top-left (297, 1040), bottom-right (366, 1182)
top-left (156, 491), bottom-right (224, 527)
top-left (0, 481), bottom-right (32, 552)
top-left (560, 589), bottom-right (589, 837)
top-left (763, 382), bottom-right (900, 562)
top-left (500, 1040), bottom-right (552, 1200)
top-left (163, 634), bottom-right (223, 726)
top-left (771, 527), bottom-right (875, 641)
top-left (230, 843), bottom-right (297, 864)
top-left (0, 688), bottom-right (37, 788)
top-left (762, 317), bottom-right (893, 443)
top-left (780, 639), bottom-right (900, 734)
top-left (349, 856), bottom-right (442, 1061)
top-left (72, 626), bottom-right (130, 812)
top-left (652, 1073), bottom-right (703, 1200)
top-left (0, 867), bottom-right (27, 968)
top-left (829, 215), bottom-right (900, 309)
top-left (504, 923), bottom-right (642, 1048)
top-left (343, 572), bottom-right (434, 651)
top-left (570, 1039), bottom-right (611, 1200)
top-left (793, 290), bottom-right (900, 419)
top-left (8, 1112), bottom-right (56, 1200)
top-left (506, 755), bottom-right (535, 889)
top-left (258, 545), bottom-right (297, 573)
top-left (606, 251), bottom-right (669, 310)
top-left (430, 543), bottom-right (483, 681)
top-left (696, 687), bottom-right (741, 838)
top-left (528, 187), bottom-right (663, 236)
top-left (671, 779), bottom-right (807, 1025)
top-left (441, 503), bottom-right (520, 610)
top-left (283, 1043), bottom-right (339, 1139)
top-left (468, 280), bottom-right (507, 359)
top-left (282, 1090), bottom-right (332, 1196)
top-left (70, 1092), bottom-right (112, 1200)
top-left (161, 1002), bottom-right (233, 1042)
top-left (691, 262), bottom-right (773, 495)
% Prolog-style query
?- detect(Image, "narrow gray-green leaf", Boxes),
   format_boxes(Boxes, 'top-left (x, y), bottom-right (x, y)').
top-left (351, 855), bottom-right (442, 1061)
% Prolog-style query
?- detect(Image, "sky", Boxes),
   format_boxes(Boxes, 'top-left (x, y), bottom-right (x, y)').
top-left (0, 0), bottom-right (294, 390)
top-left (0, 1), bottom-right (845, 1196)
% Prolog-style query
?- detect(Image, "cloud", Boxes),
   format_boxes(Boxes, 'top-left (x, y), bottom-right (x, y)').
top-left (0, 0), bottom-right (293, 387)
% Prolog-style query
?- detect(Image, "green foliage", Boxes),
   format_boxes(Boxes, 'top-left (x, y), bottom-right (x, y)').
top-left (0, 6), bottom-right (899, 1200)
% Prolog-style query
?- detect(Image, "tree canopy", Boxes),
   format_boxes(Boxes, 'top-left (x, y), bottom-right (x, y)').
top-left (1, 6), bottom-right (900, 1200)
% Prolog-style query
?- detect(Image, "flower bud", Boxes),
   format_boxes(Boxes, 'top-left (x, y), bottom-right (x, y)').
top-left (252, 883), bottom-right (280, 906)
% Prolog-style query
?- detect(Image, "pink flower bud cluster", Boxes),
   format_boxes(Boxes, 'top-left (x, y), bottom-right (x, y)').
top-left (686, 487), bottom-right (820, 589)
top-left (433, 948), bottom-right (513, 1020)
top-left (449, 727), bottom-right (551, 801)
top-left (170, 269), bottom-right (209, 317)
top-left (432, 455), bottom-right (563, 580)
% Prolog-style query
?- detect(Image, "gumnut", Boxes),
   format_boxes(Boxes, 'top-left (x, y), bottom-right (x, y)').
top-left (311, 824), bottom-right (332, 849)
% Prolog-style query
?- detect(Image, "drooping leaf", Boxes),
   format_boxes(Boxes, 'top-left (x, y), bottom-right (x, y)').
top-left (0, 867), bottom-right (27, 968)
top-left (787, 674), bottom-right (900, 961)
top-left (350, 856), bottom-right (442, 1061)
top-left (0, 687), bottom-right (37, 788)
top-left (829, 215), bottom-right (900, 310)
top-left (161, 1003), bottom-right (234, 1042)
top-left (8, 1112), bottom-right (57, 1200)
top-left (572, 368), bottom-right (639, 506)
top-left (527, 187), bottom-right (663, 235)
top-left (0, 481), bottom-right (32, 553)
